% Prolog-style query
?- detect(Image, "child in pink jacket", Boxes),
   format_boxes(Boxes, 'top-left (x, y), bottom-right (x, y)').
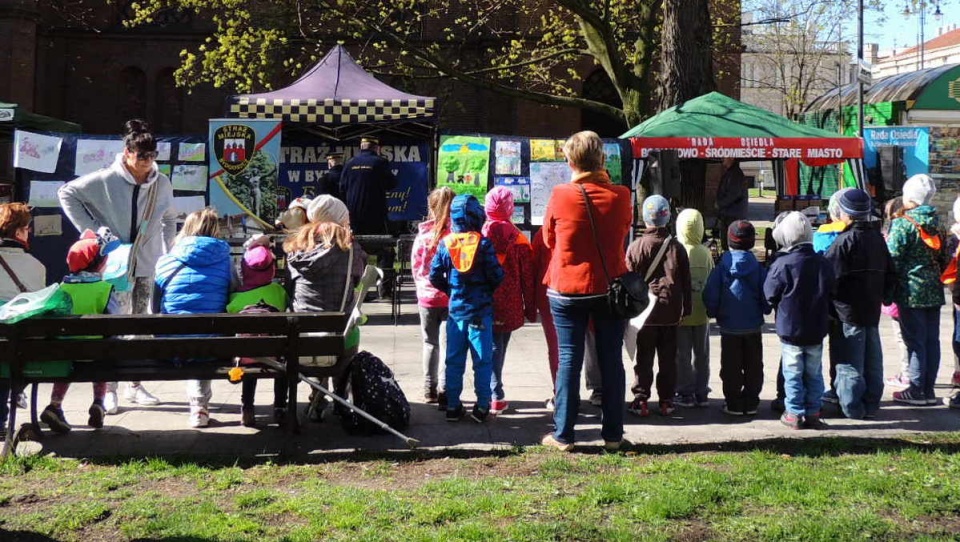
top-left (411, 187), bottom-right (455, 404)
top-left (482, 187), bottom-right (536, 413)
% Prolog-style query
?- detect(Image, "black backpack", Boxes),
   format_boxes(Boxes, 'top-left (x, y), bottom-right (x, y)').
top-left (335, 351), bottom-right (410, 434)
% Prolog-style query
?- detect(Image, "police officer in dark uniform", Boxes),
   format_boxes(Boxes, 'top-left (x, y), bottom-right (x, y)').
top-left (319, 152), bottom-right (344, 201)
top-left (340, 136), bottom-right (398, 295)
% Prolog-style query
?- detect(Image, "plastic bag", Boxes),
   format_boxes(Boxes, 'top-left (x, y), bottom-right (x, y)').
top-left (0, 284), bottom-right (73, 324)
top-left (102, 243), bottom-right (134, 292)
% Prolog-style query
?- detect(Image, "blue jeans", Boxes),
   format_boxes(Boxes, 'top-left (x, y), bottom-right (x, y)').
top-left (899, 306), bottom-right (941, 399)
top-left (781, 342), bottom-right (825, 416)
top-left (491, 331), bottom-right (512, 401)
top-left (549, 295), bottom-right (626, 445)
top-left (444, 316), bottom-right (493, 410)
top-left (833, 323), bottom-right (883, 419)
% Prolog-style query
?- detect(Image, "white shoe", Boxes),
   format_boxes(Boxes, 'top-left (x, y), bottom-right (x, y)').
top-left (189, 408), bottom-right (210, 428)
top-left (103, 391), bottom-right (119, 415)
top-left (126, 385), bottom-right (160, 406)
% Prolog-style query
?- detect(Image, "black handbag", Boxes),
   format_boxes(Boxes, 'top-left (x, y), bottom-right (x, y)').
top-left (578, 184), bottom-right (667, 320)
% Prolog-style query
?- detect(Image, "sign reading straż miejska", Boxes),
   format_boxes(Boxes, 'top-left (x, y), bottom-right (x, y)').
top-left (631, 137), bottom-right (864, 166)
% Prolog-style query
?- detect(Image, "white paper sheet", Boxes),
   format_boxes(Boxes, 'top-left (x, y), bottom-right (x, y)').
top-left (178, 142), bottom-right (206, 162)
top-left (75, 139), bottom-right (124, 176)
top-left (28, 180), bottom-right (65, 208)
top-left (34, 214), bottom-right (62, 237)
top-left (174, 195), bottom-right (207, 216)
top-left (529, 162), bottom-right (570, 225)
top-left (171, 164), bottom-right (208, 192)
top-left (14, 130), bottom-right (62, 173)
top-left (156, 141), bottom-right (172, 162)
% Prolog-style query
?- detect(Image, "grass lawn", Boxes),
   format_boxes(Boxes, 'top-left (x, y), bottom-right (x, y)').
top-left (2, 434), bottom-right (960, 541)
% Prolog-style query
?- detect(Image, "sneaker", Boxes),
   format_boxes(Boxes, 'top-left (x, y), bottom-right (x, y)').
top-left (16, 392), bottom-right (27, 410)
top-left (470, 404), bottom-right (490, 423)
top-left (885, 374), bottom-right (911, 389)
top-left (40, 405), bottom-right (71, 434)
top-left (545, 397), bottom-right (555, 411)
top-left (126, 385), bottom-right (160, 406)
top-left (541, 434), bottom-right (574, 452)
top-left (603, 438), bottom-right (631, 452)
top-left (926, 397), bottom-right (940, 406)
top-left (821, 390), bottom-right (839, 405)
top-left (627, 397), bottom-right (649, 417)
top-left (103, 391), bottom-right (119, 415)
top-left (803, 414), bottom-right (829, 430)
top-left (744, 407), bottom-right (759, 416)
top-left (437, 391), bottom-right (448, 411)
top-left (674, 394), bottom-right (696, 408)
top-left (189, 407), bottom-right (210, 428)
top-left (945, 394), bottom-right (960, 409)
top-left (446, 404), bottom-right (466, 422)
top-left (588, 391), bottom-right (603, 407)
top-left (721, 404), bottom-right (744, 416)
top-left (695, 396), bottom-right (710, 408)
top-left (490, 399), bottom-right (509, 414)
top-left (952, 371), bottom-right (960, 387)
top-left (659, 401), bottom-right (675, 416)
top-left (893, 389), bottom-right (928, 406)
top-left (87, 402), bottom-right (105, 429)
top-left (780, 412), bottom-right (802, 429)
top-left (771, 398), bottom-right (785, 413)
top-left (241, 406), bottom-right (256, 428)
top-left (424, 389), bottom-right (439, 404)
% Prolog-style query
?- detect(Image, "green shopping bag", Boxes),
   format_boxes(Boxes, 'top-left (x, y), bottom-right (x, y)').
top-left (0, 283), bottom-right (73, 324)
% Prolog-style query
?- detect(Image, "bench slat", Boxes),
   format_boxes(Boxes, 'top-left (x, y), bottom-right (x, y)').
top-left (0, 312), bottom-right (346, 337)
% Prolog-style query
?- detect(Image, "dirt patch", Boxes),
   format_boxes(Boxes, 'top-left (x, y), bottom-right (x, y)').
top-left (674, 520), bottom-right (717, 542)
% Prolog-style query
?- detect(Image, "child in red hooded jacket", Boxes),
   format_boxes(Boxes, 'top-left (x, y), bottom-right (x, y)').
top-left (482, 186), bottom-right (536, 413)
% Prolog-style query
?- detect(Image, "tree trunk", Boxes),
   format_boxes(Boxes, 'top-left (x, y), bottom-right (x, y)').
top-left (658, 0), bottom-right (717, 211)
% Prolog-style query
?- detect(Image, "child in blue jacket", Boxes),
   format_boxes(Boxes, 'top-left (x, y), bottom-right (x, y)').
top-left (430, 195), bottom-right (504, 423)
top-left (764, 211), bottom-right (835, 430)
top-left (703, 221), bottom-right (771, 416)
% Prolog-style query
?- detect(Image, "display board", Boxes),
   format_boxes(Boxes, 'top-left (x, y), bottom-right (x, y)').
top-left (208, 119), bottom-right (282, 227)
top-left (13, 130), bottom-right (206, 283)
top-left (863, 126), bottom-right (930, 179)
top-left (280, 132), bottom-right (429, 222)
top-left (437, 134), bottom-right (631, 228)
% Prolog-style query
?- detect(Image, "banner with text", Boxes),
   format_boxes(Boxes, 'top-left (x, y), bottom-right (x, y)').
top-left (208, 118), bottom-right (283, 228)
top-left (630, 137), bottom-right (863, 166)
top-left (863, 127), bottom-right (929, 179)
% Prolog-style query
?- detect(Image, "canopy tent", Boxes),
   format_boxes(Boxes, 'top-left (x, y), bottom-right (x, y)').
top-left (621, 92), bottom-right (863, 168)
top-left (0, 101), bottom-right (81, 135)
top-left (226, 45), bottom-right (437, 141)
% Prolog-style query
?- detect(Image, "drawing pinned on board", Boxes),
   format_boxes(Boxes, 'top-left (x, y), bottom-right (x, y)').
top-left (529, 162), bottom-right (570, 225)
top-left (74, 139), bottom-right (124, 176)
top-left (34, 215), bottom-right (62, 237)
top-left (28, 180), bottom-right (65, 208)
top-left (495, 140), bottom-right (522, 176)
top-left (172, 165), bottom-right (208, 192)
top-left (178, 142), bottom-right (206, 162)
top-left (494, 176), bottom-right (530, 203)
top-left (156, 141), bottom-right (172, 162)
top-left (530, 139), bottom-right (564, 162)
top-left (437, 135), bottom-right (491, 200)
top-left (174, 195), bottom-right (207, 216)
top-left (14, 130), bottom-right (62, 173)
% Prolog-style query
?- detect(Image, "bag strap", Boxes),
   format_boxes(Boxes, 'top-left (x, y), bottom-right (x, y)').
top-left (127, 181), bottom-right (161, 278)
top-left (577, 184), bottom-right (612, 284)
top-left (645, 235), bottom-right (673, 283)
top-left (0, 253), bottom-right (28, 293)
top-left (340, 243), bottom-right (355, 313)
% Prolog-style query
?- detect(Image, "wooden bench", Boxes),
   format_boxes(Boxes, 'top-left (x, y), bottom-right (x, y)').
top-left (0, 265), bottom-right (381, 457)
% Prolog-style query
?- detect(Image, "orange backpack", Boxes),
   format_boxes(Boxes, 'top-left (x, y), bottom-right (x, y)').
top-left (444, 232), bottom-right (482, 273)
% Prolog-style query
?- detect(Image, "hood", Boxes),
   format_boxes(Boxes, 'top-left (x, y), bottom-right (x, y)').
top-left (451, 195), bottom-right (485, 233)
top-left (905, 205), bottom-right (941, 231)
top-left (484, 186), bottom-right (515, 222)
top-left (675, 209), bottom-right (704, 246)
top-left (287, 243), bottom-right (345, 281)
top-left (417, 219), bottom-right (438, 235)
top-left (110, 153), bottom-right (159, 186)
top-left (169, 236), bottom-right (230, 267)
top-left (483, 220), bottom-right (520, 254)
top-left (725, 249), bottom-right (761, 279)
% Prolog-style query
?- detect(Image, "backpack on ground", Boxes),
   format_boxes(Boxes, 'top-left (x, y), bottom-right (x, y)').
top-left (335, 351), bottom-right (410, 434)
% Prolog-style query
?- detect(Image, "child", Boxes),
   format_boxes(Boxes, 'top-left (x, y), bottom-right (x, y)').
top-left (482, 186), bottom-right (536, 414)
top-left (675, 208), bottom-right (714, 408)
top-left (764, 211), bottom-right (834, 429)
top-left (226, 237), bottom-right (289, 427)
top-left (429, 194), bottom-right (504, 423)
top-left (947, 196), bottom-right (960, 407)
top-left (38, 230), bottom-right (117, 433)
top-left (411, 187), bottom-right (454, 405)
top-left (881, 197), bottom-right (910, 389)
top-left (814, 188), bottom-right (852, 406)
top-left (625, 195), bottom-right (691, 417)
top-left (704, 220), bottom-right (770, 416)
top-left (154, 208), bottom-right (232, 428)
top-left (887, 174), bottom-right (945, 406)
top-left (823, 189), bottom-right (896, 419)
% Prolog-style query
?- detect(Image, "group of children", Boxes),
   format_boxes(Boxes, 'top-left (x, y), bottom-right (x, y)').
top-left (37, 195), bottom-right (366, 432)
top-left (413, 172), bottom-right (960, 431)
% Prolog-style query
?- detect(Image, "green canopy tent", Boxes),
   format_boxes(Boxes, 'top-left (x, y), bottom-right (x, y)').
top-left (619, 92), bottom-right (865, 204)
top-left (0, 101), bottom-right (81, 135)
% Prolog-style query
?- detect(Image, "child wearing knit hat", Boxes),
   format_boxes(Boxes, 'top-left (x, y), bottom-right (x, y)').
top-left (226, 238), bottom-right (289, 427)
top-left (823, 189), bottom-right (896, 419)
top-left (39, 230), bottom-right (117, 434)
top-left (764, 212), bottom-right (835, 429)
top-left (624, 195), bottom-right (692, 417)
top-left (703, 220), bottom-right (770, 416)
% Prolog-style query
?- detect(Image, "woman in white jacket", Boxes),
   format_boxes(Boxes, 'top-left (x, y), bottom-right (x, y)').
top-left (0, 202), bottom-right (46, 438)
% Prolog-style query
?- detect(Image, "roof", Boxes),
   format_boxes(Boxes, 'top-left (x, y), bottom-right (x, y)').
top-left (894, 27), bottom-right (960, 57)
top-left (0, 101), bottom-right (81, 134)
top-left (227, 45), bottom-right (436, 127)
top-left (806, 63), bottom-right (960, 111)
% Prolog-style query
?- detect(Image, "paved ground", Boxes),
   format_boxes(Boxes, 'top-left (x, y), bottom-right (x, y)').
top-left (14, 288), bottom-right (960, 460)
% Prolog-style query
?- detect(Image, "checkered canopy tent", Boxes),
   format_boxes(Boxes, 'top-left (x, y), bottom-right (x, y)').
top-left (227, 45), bottom-right (436, 129)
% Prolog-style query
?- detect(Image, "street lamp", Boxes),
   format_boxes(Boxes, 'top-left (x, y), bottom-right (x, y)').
top-left (902, 1), bottom-right (944, 71)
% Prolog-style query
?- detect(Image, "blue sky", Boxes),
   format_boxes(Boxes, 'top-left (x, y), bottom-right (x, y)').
top-left (861, 1), bottom-right (960, 52)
